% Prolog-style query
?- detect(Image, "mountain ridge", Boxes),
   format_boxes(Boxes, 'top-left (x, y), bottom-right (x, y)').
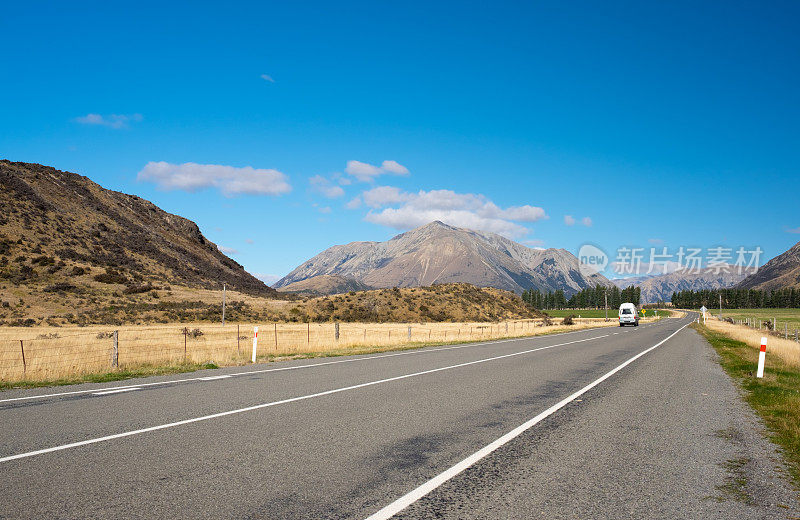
top-left (276, 221), bottom-right (611, 295)
top-left (613, 266), bottom-right (748, 303)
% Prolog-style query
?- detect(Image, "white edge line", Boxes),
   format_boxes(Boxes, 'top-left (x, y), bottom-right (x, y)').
top-left (363, 318), bottom-right (693, 520)
top-left (0, 325), bottom-right (619, 404)
top-left (92, 388), bottom-right (141, 396)
top-left (0, 334), bottom-right (609, 463)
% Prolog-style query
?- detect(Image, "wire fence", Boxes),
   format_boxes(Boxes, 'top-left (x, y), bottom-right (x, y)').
top-left (721, 316), bottom-right (800, 342)
top-left (0, 317), bottom-right (636, 383)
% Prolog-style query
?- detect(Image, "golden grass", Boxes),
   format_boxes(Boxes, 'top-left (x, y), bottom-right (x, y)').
top-left (0, 316), bottom-right (662, 384)
top-left (704, 318), bottom-right (800, 369)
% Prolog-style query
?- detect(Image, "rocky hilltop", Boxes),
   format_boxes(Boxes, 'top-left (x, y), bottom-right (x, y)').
top-left (736, 240), bottom-right (800, 290)
top-left (0, 160), bottom-right (274, 295)
top-left (275, 221), bottom-right (611, 295)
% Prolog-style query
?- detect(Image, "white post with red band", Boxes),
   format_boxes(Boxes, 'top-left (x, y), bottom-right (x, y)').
top-left (756, 336), bottom-right (767, 378)
top-left (252, 326), bottom-right (259, 363)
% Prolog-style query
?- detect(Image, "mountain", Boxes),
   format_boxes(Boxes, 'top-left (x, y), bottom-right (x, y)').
top-left (736, 240), bottom-right (800, 290)
top-left (278, 275), bottom-right (373, 295)
top-left (614, 267), bottom-right (748, 303)
top-left (275, 221), bottom-right (611, 295)
top-left (0, 160), bottom-right (276, 324)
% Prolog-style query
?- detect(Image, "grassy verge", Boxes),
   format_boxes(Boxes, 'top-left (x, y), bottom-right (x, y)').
top-left (0, 323), bottom-right (612, 390)
top-left (693, 323), bottom-right (800, 485)
top-left (0, 362), bottom-right (220, 390)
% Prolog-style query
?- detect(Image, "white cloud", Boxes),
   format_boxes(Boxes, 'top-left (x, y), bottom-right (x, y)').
top-left (245, 239), bottom-right (254, 244)
top-left (309, 175), bottom-right (345, 198)
top-left (260, 74), bottom-right (275, 83)
top-left (786, 226), bottom-right (800, 234)
top-left (74, 113), bottom-right (143, 129)
top-left (581, 217), bottom-right (593, 227)
top-left (362, 186), bottom-right (411, 208)
top-left (253, 273), bottom-right (282, 286)
top-left (218, 245), bottom-right (239, 255)
top-left (362, 188), bottom-right (547, 238)
top-left (318, 206), bottom-right (332, 214)
top-left (345, 160), bottom-right (410, 182)
top-left (345, 196), bottom-right (363, 209)
top-left (138, 161), bottom-right (292, 197)
top-left (648, 238), bottom-right (664, 244)
top-left (380, 160), bottom-right (409, 175)
top-left (564, 215), bottom-right (576, 226)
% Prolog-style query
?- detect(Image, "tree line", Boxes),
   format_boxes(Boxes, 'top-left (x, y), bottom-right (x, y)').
top-left (522, 285), bottom-right (640, 310)
top-left (671, 288), bottom-right (800, 309)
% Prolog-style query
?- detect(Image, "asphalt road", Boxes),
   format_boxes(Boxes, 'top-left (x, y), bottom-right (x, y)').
top-left (0, 315), bottom-right (797, 519)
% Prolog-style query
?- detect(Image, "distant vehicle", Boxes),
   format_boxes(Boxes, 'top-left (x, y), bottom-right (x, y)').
top-left (618, 302), bottom-right (639, 327)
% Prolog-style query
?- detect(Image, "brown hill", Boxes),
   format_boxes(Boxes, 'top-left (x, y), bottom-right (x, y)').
top-left (736, 240), bottom-right (800, 290)
top-left (275, 221), bottom-right (611, 295)
top-left (288, 283), bottom-right (544, 323)
top-left (0, 160), bottom-right (277, 325)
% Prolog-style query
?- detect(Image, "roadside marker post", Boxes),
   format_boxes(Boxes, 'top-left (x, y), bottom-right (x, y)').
top-left (252, 326), bottom-right (258, 363)
top-left (756, 336), bottom-right (767, 378)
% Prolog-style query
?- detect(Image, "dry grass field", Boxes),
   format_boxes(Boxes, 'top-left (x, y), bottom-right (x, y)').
top-left (704, 317), bottom-right (800, 368)
top-left (0, 316), bottom-right (666, 385)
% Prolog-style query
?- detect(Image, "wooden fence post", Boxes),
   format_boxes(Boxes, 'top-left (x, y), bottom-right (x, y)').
top-left (335, 322), bottom-right (340, 341)
top-left (183, 328), bottom-right (187, 362)
top-left (274, 323), bottom-right (278, 349)
top-left (112, 331), bottom-right (119, 368)
top-left (19, 340), bottom-right (26, 374)
top-left (307, 322), bottom-right (310, 345)
top-left (237, 324), bottom-right (240, 355)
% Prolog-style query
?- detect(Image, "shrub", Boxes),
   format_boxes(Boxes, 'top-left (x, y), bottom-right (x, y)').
top-left (181, 327), bottom-right (204, 338)
top-left (562, 314), bottom-right (575, 326)
top-left (31, 255), bottom-right (55, 266)
top-left (43, 282), bottom-right (78, 293)
top-left (94, 269), bottom-right (128, 284)
top-left (123, 283), bottom-right (156, 295)
top-left (70, 266), bottom-right (87, 276)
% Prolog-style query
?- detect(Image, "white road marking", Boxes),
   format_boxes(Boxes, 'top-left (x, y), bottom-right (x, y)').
top-left (198, 375), bottom-right (232, 381)
top-left (364, 319), bottom-right (693, 520)
top-left (0, 326), bottom-right (614, 404)
top-left (91, 388), bottom-right (140, 396)
top-left (0, 334), bottom-right (609, 463)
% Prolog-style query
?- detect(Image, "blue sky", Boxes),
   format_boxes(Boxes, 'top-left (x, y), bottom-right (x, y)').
top-left (1, 1), bottom-right (798, 283)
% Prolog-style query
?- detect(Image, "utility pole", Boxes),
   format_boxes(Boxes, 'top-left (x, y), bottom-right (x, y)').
top-left (222, 283), bottom-right (226, 327)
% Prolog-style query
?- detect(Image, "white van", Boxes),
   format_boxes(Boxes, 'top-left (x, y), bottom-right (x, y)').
top-left (618, 302), bottom-right (639, 327)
